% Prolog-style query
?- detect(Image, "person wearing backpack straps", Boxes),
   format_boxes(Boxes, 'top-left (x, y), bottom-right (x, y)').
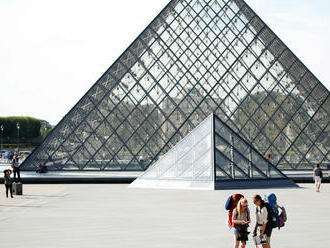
top-left (232, 198), bottom-right (250, 248)
top-left (313, 163), bottom-right (323, 192)
top-left (225, 193), bottom-right (244, 228)
top-left (265, 193), bottom-right (287, 229)
top-left (253, 195), bottom-right (272, 248)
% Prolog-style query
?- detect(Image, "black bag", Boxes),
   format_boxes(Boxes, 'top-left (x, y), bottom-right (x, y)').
top-left (315, 168), bottom-right (322, 177)
top-left (266, 203), bottom-right (278, 229)
top-left (237, 226), bottom-right (250, 241)
top-left (257, 203), bottom-right (278, 229)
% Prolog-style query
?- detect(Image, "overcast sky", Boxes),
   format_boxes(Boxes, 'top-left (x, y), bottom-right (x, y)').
top-left (0, 0), bottom-right (329, 125)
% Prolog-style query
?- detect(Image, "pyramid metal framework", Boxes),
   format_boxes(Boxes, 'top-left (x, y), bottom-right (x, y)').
top-left (22, 0), bottom-right (329, 171)
top-left (130, 113), bottom-right (295, 190)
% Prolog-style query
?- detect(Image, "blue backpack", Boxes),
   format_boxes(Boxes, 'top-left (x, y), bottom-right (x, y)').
top-left (265, 193), bottom-right (286, 229)
top-left (225, 194), bottom-right (244, 210)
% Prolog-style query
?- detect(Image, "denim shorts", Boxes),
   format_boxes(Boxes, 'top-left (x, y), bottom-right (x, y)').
top-left (233, 227), bottom-right (249, 242)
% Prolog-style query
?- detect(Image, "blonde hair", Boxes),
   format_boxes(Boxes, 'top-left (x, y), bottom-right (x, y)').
top-left (237, 198), bottom-right (248, 216)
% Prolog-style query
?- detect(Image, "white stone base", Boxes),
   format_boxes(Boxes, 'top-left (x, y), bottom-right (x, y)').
top-left (129, 179), bottom-right (214, 190)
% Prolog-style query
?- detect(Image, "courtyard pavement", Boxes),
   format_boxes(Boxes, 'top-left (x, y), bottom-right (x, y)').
top-left (0, 183), bottom-right (329, 248)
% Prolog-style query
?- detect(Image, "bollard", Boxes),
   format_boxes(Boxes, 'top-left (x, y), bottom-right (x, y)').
top-left (12, 182), bottom-right (23, 195)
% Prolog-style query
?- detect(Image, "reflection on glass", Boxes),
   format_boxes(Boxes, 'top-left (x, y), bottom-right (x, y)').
top-left (22, 0), bottom-right (329, 171)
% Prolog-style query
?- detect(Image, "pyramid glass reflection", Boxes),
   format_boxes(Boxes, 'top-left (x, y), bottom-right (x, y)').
top-left (22, 0), bottom-right (329, 171)
top-left (130, 113), bottom-right (295, 190)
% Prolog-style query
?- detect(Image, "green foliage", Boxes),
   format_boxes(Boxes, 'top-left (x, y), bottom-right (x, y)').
top-left (0, 116), bottom-right (52, 146)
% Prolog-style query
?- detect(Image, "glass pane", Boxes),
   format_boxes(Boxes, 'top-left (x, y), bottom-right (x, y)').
top-left (21, 0), bottom-right (329, 173)
top-left (137, 115), bottom-right (213, 181)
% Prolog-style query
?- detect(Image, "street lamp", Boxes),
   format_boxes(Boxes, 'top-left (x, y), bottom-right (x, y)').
top-left (16, 122), bottom-right (20, 152)
top-left (0, 124), bottom-right (4, 152)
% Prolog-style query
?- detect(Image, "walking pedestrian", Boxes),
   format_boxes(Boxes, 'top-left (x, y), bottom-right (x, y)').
top-left (12, 152), bottom-right (22, 182)
top-left (7, 151), bottom-right (13, 163)
top-left (313, 163), bottom-right (323, 192)
top-left (232, 198), bottom-right (250, 248)
top-left (253, 195), bottom-right (272, 248)
top-left (3, 170), bottom-right (13, 198)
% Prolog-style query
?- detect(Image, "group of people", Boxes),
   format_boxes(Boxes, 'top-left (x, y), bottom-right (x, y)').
top-left (2, 151), bottom-right (22, 198)
top-left (228, 193), bottom-right (286, 248)
top-left (0, 150), bottom-right (14, 163)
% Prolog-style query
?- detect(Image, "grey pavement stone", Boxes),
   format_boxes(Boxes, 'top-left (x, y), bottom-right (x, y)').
top-left (0, 184), bottom-right (329, 248)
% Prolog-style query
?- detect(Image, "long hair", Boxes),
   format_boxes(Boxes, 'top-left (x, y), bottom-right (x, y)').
top-left (253, 194), bottom-right (265, 209)
top-left (237, 198), bottom-right (248, 216)
top-left (3, 169), bottom-right (11, 179)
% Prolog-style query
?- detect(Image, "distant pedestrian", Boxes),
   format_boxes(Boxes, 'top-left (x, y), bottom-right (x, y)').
top-left (12, 152), bottom-right (22, 182)
top-left (8, 151), bottom-right (13, 163)
top-left (3, 170), bottom-right (13, 198)
top-left (232, 198), bottom-right (250, 248)
top-left (313, 163), bottom-right (323, 192)
top-left (36, 162), bottom-right (48, 173)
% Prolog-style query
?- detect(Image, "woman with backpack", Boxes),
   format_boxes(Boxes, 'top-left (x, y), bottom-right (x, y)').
top-left (253, 195), bottom-right (272, 248)
top-left (232, 198), bottom-right (250, 248)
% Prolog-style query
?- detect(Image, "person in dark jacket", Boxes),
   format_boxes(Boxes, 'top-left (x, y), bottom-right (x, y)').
top-left (3, 169), bottom-right (13, 198)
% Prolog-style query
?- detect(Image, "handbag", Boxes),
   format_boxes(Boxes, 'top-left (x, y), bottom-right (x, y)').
top-left (237, 225), bottom-right (250, 241)
top-left (253, 234), bottom-right (268, 245)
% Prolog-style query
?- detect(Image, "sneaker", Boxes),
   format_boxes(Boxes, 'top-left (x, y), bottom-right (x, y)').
top-left (11, 196), bottom-right (14, 198)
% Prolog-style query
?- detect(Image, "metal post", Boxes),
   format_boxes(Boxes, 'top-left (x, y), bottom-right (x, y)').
top-left (0, 125), bottom-right (3, 151)
top-left (265, 154), bottom-right (271, 177)
top-left (16, 122), bottom-right (20, 153)
top-left (0, 124), bottom-right (4, 164)
top-left (230, 134), bottom-right (234, 179)
top-left (267, 163), bottom-right (270, 177)
top-left (248, 147), bottom-right (252, 178)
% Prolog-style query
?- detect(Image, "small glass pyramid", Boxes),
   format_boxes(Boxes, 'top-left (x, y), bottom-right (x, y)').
top-left (130, 113), bottom-right (296, 190)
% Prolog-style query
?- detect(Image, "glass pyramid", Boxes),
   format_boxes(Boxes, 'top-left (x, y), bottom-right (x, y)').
top-left (130, 113), bottom-right (294, 190)
top-left (21, 0), bottom-right (329, 171)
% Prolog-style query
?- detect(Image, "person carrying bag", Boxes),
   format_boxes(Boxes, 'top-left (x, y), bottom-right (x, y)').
top-left (232, 198), bottom-right (250, 248)
top-left (253, 195), bottom-right (272, 248)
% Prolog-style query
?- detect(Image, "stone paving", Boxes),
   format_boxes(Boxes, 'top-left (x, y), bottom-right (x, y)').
top-left (0, 183), bottom-right (329, 248)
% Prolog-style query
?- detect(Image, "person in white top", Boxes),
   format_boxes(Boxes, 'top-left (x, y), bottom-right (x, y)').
top-left (253, 195), bottom-right (272, 248)
top-left (11, 152), bottom-right (23, 182)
